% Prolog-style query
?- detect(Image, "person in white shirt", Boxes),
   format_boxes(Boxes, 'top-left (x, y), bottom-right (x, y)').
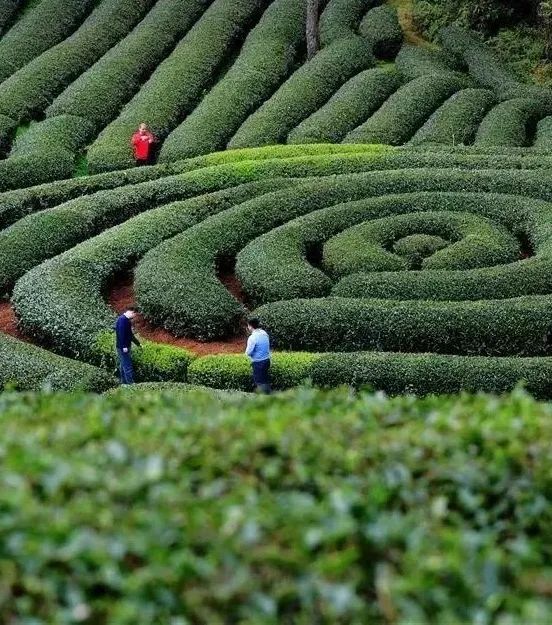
top-left (245, 317), bottom-right (271, 394)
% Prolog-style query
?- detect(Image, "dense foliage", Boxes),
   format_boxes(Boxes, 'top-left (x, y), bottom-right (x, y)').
top-left (413, 0), bottom-right (552, 86)
top-left (0, 388), bottom-right (550, 623)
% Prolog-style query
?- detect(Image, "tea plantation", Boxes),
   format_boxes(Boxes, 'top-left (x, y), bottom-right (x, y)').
top-left (0, 0), bottom-right (551, 394)
top-left (0, 1), bottom-right (551, 621)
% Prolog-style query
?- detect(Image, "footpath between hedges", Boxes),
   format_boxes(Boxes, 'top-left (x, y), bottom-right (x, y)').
top-left (108, 272), bottom-right (246, 356)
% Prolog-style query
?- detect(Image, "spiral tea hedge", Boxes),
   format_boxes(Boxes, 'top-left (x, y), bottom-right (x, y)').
top-left (0, 143), bottom-right (550, 395)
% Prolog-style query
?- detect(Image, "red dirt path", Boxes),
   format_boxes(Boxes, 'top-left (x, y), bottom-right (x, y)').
top-left (0, 299), bottom-right (27, 341)
top-left (0, 276), bottom-right (247, 357)
top-left (107, 274), bottom-right (246, 356)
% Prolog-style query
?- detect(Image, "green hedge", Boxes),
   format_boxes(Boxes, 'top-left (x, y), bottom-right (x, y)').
top-left (0, 143), bottom-right (384, 229)
top-left (0, 0), bottom-right (155, 123)
top-left (135, 167), bottom-right (552, 341)
top-left (288, 67), bottom-right (401, 144)
top-left (359, 4), bottom-right (403, 59)
top-left (0, 149), bottom-right (74, 194)
top-left (322, 210), bottom-right (519, 277)
top-left (1, 388), bottom-right (550, 622)
top-left (395, 43), bottom-right (462, 80)
top-left (409, 88), bottom-right (497, 146)
top-left (9, 114), bottom-right (95, 157)
top-left (10, 181), bottom-right (284, 366)
top-left (228, 36), bottom-right (375, 148)
top-left (236, 191), bottom-right (536, 307)
top-left (535, 115), bottom-right (552, 149)
top-left (0, 0), bottom-right (24, 35)
top-left (0, 113), bottom-right (16, 156)
top-left (0, 331), bottom-right (114, 392)
top-left (319, 0), bottom-right (377, 45)
top-left (159, 0), bottom-right (306, 161)
top-left (0, 160), bottom-right (167, 229)
top-left (0, 147), bottom-right (395, 291)
top-left (188, 352), bottom-right (318, 391)
top-left (87, 0), bottom-right (269, 173)
top-left (0, 0), bottom-right (96, 83)
top-left (95, 332), bottom-right (194, 383)
top-left (311, 352), bottom-right (552, 398)
top-left (345, 72), bottom-right (470, 145)
top-left (46, 0), bottom-right (209, 132)
top-left (2, 149), bottom-right (551, 292)
top-left (255, 294), bottom-right (552, 356)
top-left (475, 98), bottom-right (552, 147)
top-left (392, 233), bottom-right (448, 267)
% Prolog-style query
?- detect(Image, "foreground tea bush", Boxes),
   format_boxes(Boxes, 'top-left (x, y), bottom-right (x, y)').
top-left (0, 388), bottom-right (550, 623)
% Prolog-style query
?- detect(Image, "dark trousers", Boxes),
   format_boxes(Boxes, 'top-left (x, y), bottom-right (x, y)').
top-left (117, 348), bottom-right (135, 384)
top-left (252, 359), bottom-right (271, 394)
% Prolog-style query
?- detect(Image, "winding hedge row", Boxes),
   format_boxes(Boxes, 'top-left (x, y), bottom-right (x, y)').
top-left (0, 0), bottom-right (96, 83)
top-left (47, 0), bottom-right (211, 131)
top-left (256, 295), bottom-right (552, 356)
top-left (87, 0), bottom-right (269, 173)
top-left (135, 167), bottom-right (552, 341)
top-left (2, 147), bottom-right (552, 284)
top-left (311, 352), bottom-right (552, 397)
top-left (319, 0), bottom-right (377, 45)
top-left (323, 210), bottom-right (519, 275)
top-left (0, 332), bottom-right (114, 392)
top-left (159, 0), bottom-right (307, 161)
top-left (0, 0), bottom-right (156, 123)
top-left (288, 67), bottom-right (401, 144)
top-left (11, 181), bottom-right (285, 364)
top-left (359, 4), bottom-right (403, 59)
top-left (475, 98), bottom-right (552, 147)
top-left (0, 147), bottom-right (393, 291)
top-left (0, 144), bottom-right (385, 229)
top-left (235, 192), bottom-right (534, 307)
top-left (395, 44), bottom-right (461, 80)
top-left (186, 350), bottom-right (552, 399)
top-left (345, 72), bottom-right (470, 145)
top-left (410, 88), bottom-right (497, 146)
top-left (0, 0), bottom-right (23, 35)
top-left (228, 36), bottom-right (375, 148)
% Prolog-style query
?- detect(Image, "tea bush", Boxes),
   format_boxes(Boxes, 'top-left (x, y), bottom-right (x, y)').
top-left (0, 388), bottom-right (550, 622)
top-left (159, 0), bottom-right (306, 161)
top-left (359, 4), bottom-right (403, 59)
top-left (0, 0), bottom-right (96, 83)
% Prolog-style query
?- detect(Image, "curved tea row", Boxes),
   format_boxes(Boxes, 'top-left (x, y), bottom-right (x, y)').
top-left (3, 144), bottom-right (552, 394)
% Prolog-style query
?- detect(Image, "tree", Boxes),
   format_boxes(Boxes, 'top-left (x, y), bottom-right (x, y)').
top-left (540, 1), bottom-right (552, 61)
top-left (306, 0), bottom-right (320, 60)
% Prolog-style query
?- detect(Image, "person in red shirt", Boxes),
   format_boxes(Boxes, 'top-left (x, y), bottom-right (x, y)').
top-left (131, 123), bottom-right (155, 165)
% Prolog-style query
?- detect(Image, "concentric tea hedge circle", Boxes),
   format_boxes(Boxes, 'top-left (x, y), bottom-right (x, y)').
top-left (4, 143), bottom-right (552, 395)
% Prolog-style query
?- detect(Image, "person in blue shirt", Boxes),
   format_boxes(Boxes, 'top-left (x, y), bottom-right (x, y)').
top-left (245, 316), bottom-right (271, 394)
top-left (114, 307), bottom-right (141, 384)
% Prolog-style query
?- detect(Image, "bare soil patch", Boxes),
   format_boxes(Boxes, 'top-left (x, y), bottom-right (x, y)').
top-left (0, 299), bottom-right (27, 341)
top-left (108, 274), bottom-right (246, 356)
